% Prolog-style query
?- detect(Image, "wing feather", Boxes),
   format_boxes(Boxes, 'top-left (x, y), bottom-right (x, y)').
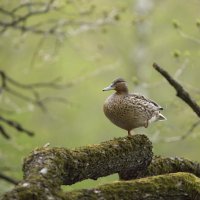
top-left (130, 93), bottom-right (163, 110)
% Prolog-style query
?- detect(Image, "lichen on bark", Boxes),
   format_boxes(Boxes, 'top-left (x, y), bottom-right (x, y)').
top-left (64, 172), bottom-right (200, 200)
top-left (1, 134), bottom-right (153, 200)
top-left (2, 134), bottom-right (200, 200)
top-left (23, 134), bottom-right (153, 185)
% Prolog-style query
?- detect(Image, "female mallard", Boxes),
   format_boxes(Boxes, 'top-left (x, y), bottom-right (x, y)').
top-left (103, 78), bottom-right (166, 136)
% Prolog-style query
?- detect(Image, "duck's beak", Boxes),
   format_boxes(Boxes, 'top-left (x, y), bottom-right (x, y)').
top-left (102, 84), bottom-right (115, 91)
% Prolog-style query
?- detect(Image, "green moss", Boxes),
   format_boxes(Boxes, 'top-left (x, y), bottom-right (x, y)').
top-left (120, 155), bottom-right (200, 180)
top-left (64, 173), bottom-right (200, 200)
top-left (3, 135), bottom-right (200, 199)
top-left (143, 156), bottom-right (200, 178)
top-left (1, 135), bottom-right (153, 199)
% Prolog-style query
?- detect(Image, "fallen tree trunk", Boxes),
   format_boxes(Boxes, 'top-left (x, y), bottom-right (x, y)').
top-left (64, 172), bottom-right (200, 200)
top-left (1, 134), bottom-right (153, 200)
top-left (2, 134), bottom-right (200, 200)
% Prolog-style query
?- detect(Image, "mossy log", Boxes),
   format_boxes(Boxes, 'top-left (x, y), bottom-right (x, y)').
top-left (119, 155), bottom-right (200, 180)
top-left (64, 172), bottom-right (200, 200)
top-left (1, 134), bottom-right (153, 200)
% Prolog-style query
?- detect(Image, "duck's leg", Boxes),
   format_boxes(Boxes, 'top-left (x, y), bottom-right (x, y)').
top-left (144, 121), bottom-right (148, 128)
top-left (128, 130), bottom-right (131, 136)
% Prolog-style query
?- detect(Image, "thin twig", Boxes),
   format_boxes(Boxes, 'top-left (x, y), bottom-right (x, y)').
top-left (152, 120), bottom-right (200, 143)
top-left (153, 62), bottom-right (200, 118)
top-left (181, 120), bottom-right (200, 140)
top-left (0, 125), bottom-right (10, 139)
top-left (0, 116), bottom-right (34, 137)
top-left (0, 173), bottom-right (19, 185)
top-left (11, 2), bottom-right (47, 13)
top-left (0, 71), bottom-right (6, 88)
top-left (0, 70), bottom-right (69, 112)
top-left (174, 58), bottom-right (189, 79)
top-left (6, 75), bottom-right (64, 90)
top-left (30, 36), bottom-right (46, 68)
top-left (177, 29), bottom-right (200, 45)
top-left (0, 1), bottom-right (119, 37)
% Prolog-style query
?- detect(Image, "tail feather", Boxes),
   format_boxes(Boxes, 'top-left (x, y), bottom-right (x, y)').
top-left (148, 112), bottom-right (167, 124)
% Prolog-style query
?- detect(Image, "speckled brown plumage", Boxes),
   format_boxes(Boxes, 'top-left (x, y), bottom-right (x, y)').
top-left (103, 78), bottom-right (166, 136)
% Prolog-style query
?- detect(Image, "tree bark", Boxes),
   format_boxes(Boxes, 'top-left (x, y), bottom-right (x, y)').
top-left (64, 172), bottom-right (200, 200)
top-left (2, 134), bottom-right (200, 200)
top-left (153, 62), bottom-right (200, 118)
top-left (1, 134), bottom-right (153, 200)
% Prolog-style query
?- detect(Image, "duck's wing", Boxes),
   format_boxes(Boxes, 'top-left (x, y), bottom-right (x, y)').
top-left (130, 93), bottom-right (163, 110)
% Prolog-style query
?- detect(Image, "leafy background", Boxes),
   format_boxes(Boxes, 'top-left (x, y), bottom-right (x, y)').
top-left (0, 0), bottom-right (200, 195)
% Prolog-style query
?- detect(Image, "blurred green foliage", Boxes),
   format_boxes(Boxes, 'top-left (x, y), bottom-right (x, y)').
top-left (0, 0), bottom-right (200, 195)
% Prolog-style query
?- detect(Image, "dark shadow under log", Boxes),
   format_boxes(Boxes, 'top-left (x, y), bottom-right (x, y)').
top-left (119, 156), bottom-right (200, 180)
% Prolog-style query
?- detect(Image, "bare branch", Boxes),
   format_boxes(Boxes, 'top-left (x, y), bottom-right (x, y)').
top-left (30, 36), bottom-right (46, 68)
top-left (182, 120), bottom-right (200, 140)
top-left (0, 7), bottom-right (14, 17)
top-left (162, 120), bottom-right (200, 143)
top-left (0, 1), bottom-right (119, 37)
top-left (7, 76), bottom-right (64, 90)
top-left (177, 28), bottom-right (200, 45)
top-left (0, 70), bottom-right (6, 88)
top-left (0, 61), bottom-right (118, 139)
top-left (0, 69), bottom-right (69, 112)
top-left (174, 58), bottom-right (189, 79)
top-left (0, 125), bottom-right (10, 139)
top-left (0, 173), bottom-right (19, 185)
top-left (11, 3), bottom-right (45, 13)
top-left (0, 116), bottom-right (34, 137)
top-left (153, 62), bottom-right (200, 118)
top-left (4, 86), bottom-right (36, 104)
top-left (0, 68), bottom-right (72, 138)
top-left (0, 0), bottom-right (55, 28)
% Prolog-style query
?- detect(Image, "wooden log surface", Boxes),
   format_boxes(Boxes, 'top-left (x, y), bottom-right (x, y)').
top-left (1, 134), bottom-right (153, 200)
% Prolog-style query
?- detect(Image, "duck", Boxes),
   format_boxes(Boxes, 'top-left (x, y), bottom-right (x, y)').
top-left (103, 78), bottom-right (166, 136)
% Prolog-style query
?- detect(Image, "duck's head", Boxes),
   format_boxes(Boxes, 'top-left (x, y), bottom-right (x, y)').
top-left (103, 78), bottom-right (128, 94)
